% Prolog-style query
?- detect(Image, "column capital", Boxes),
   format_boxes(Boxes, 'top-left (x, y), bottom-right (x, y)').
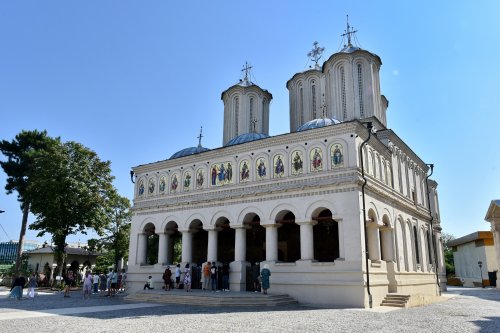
top-left (296, 220), bottom-right (317, 226)
top-left (262, 223), bottom-right (281, 228)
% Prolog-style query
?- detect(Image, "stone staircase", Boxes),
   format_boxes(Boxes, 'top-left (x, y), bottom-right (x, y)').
top-left (125, 290), bottom-right (298, 307)
top-left (380, 293), bottom-right (410, 308)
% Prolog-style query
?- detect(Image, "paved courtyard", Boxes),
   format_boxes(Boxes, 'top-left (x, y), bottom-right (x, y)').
top-left (0, 287), bottom-right (498, 332)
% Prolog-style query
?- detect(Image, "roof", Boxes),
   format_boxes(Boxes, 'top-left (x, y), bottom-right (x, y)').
top-left (224, 132), bottom-right (270, 147)
top-left (25, 246), bottom-right (100, 256)
top-left (169, 146), bottom-right (210, 160)
top-left (448, 231), bottom-right (493, 247)
top-left (296, 118), bottom-right (341, 132)
top-left (485, 199), bottom-right (500, 222)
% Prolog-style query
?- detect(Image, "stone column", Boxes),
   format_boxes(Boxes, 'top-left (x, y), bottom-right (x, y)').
top-left (297, 220), bottom-right (315, 260)
top-left (136, 233), bottom-right (147, 265)
top-left (207, 229), bottom-right (218, 262)
top-left (181, 230), bottom-right (193, 264)
top-left (157, 232), bottom-right (168, 266)
top-left (234, 226), bottom-right (247, 262)
top-left (338, 219), bottom-right (345, 259)
top-left (264, 224), bottom-right (279, 261)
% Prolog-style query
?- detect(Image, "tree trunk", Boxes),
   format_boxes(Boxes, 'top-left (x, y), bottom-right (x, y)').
top-left (14, 201), bottom-right (30, 277)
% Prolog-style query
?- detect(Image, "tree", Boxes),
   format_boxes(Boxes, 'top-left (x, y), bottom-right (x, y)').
top-left (441, 232), bottom-right (455, 276)
top-left (90, 194), bottom-right (132, 270)
top-left (27, 140), bottom-right (116, 282)
top-left (0, 130), bottom-right (57, 276)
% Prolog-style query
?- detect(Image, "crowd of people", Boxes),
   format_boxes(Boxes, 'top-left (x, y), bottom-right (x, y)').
top-left (8, 268), bottom-right (127, 300)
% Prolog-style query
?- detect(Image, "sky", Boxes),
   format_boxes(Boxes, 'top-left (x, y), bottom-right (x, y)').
top-left (0, 1), bottom-right (499, 245)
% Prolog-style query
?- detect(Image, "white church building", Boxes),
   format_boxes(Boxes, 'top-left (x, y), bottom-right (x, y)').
top-left (127, 23), bottom-right (446, 308)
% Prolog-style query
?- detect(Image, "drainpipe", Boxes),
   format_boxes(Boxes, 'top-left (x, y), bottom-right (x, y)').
top-left (425, 164), bottom-right (441, 295)
top-left (359, 122), bottom-right (373, 308)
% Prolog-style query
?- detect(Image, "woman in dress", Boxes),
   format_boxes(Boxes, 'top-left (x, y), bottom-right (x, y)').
top-left (183, 263), bottom-right (192, 292)
top-left (260, 264), bottom-right (271, 295)
top-left (83, 271), bottom-right (93, 299)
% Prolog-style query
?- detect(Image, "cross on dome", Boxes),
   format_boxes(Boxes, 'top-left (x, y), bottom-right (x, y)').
top-left (341, 15), bottom-right (358, 47)
top-left (307, 41), bottom-right (325, 69)
top-left (197, 126), bottom-right (203, 148)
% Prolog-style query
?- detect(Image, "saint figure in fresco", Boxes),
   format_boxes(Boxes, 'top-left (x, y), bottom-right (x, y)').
top-left (312, 149), bottom-right (322, 169)
top-left (138, 181), bottom-right (145, 196)
top-left (226, 162), bottom-right (233, 182)
top-left (196, 170), bottom-right (204, 187)
top-left (332, 145), bottom-right (343, 166)
top-left (184, 173), bottom-right (191, 188)
top-left (240, 161), bottom-right (249, 180)
top-left (275, 156), bottom-right (284, 176)
top-left (258, 159), bottom-right (266, 178)
top-left (148, 180), bottom-right (155, 194)
top-left (293, 152), bottom-right (303, 173)
top-left (218, 163), bottom-right (226, 182)
top-left (211, 166), bottom-right (217, 185)
top-left (159, 177), bottom-right (166, 192)
top-left (171, 175), bottom-right (178, 190)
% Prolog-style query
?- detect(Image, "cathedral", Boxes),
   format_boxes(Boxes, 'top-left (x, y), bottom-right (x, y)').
top-left (127, 22), bottom-right (446, 308)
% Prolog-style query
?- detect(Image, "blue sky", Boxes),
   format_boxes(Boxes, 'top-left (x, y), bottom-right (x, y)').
top-left (0, 1), bottom-right (499, 245)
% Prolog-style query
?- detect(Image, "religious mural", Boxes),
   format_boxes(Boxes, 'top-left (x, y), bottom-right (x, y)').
top-left (210, 162), bottom-right (234, 186)
top-left (256, 158), bottom-right (267, 180)
top-left (159, 175), bottom-right (167, 194)
top-left (291, 150), bottom-right (303, 176)
top-left (171, 174), bottom-right (179, 193)
top-left (148, 178), bottom-right (155, 195)
top-left (331, 143), bottom-right (344, 168)
top-left (239, 160), bottom-right (250, 182)
top-left (138, 179), bottom-right (145, 197)
top-left (183, 171), bottom-right (192, 191)
top-left (310, 148), bottom-right (323, 172)
top-left (196, 169), bottom-right (204, 189)
top-left (273, 154), bottom-right (285, 178)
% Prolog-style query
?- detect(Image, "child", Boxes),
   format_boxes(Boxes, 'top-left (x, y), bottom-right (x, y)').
top-left (183, 269), bottom-right (191, 292)
top-left (144, 276), bottom-right (154, 290)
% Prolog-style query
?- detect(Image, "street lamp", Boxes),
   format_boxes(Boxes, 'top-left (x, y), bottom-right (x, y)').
top-left (478, 261), bottom-right (485, 288)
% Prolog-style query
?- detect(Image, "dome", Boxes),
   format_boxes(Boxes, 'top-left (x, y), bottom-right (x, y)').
top-left (340, 45), bottom-right (361, 53)
top-left (170, 146), bottom-right (210, 159)
top-left (224, 132), bottom-right (270, 146)
top-left (296, 118), bottom-right (341, 132)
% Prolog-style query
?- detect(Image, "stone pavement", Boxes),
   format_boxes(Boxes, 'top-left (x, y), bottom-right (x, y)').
top-left (0, 287), bottom-right (499, 332)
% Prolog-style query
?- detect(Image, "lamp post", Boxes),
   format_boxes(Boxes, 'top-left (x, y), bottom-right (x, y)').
top-left (478, 261), bottom-right (485, 288)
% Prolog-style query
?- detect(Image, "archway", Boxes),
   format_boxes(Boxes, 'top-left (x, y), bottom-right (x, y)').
top-left (313, 209), bottom-right (339, 262)
top-left (144, 223), bottom-right (158, 265)
top-left (216, 217), bottom-right (235, 264)
top-left (189, 219), bottom-right (208, 265)
top-left (165, 221), bottom-right (182, 265)
top-left (244, 213), bottom-right (265, 291)
top-left (277, 211), bottom-right (300, 262)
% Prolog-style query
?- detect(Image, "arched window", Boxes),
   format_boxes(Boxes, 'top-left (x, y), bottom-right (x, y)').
top-left (413, 225), bottom-right (420, 265)
top-left (340, 66), bottom-right (347, 120)
top-left (357, 63), bottom-right (364, 118)
top-left (249, 97), bottom-right (254, 132)
top-left (312, 83), bottom-right (317, 118)
top-left (234, 97), bottom-right (239, 134)
top-left (299, 86), bottom-right (303, 124)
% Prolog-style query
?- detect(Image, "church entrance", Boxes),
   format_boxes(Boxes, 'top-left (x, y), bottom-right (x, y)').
top-left (217, 218), bottom-right (235, 263)
top-left (277, 211), bottom-right (300, 262)
top-left (244, 214), bottom-right (265, 291)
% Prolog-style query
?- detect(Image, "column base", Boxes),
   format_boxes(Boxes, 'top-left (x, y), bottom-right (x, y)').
top-left (229, 261), bottom-right (250, 292)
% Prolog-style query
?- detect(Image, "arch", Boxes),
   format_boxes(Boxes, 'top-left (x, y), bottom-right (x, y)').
top-left (276, 210), bottom-right (300, 262)
top-left (305, 200), bottom-right (337, 220)
top-left (139, 217), bottom-right (159, 233)
top-left (144, 223), bottom-right (158, 265)
top-left (189, 218), bottom-right (208, 264)
top-left (269, 203), bottom-right (300, 222)
top-left (210, 210), bottom-right (234, 228)
top-left (380, 214), bottom-right (395, 262)
top-left (237, 206), bottom-right (266, 225)
top-left (313, 209), bottom-right (339, 262)
top-left (137, 177), bottom-right (146, 198)
top-left (161, 215), bottom-right (181, 231)
top-left (164, 220), bottom-right (182, 265)
top-left (185, 213), bottom-right (207, 230)
top-left (147, 175), bottom-right (157, 197)
top-left (215, 216), bottom-right (235, 263)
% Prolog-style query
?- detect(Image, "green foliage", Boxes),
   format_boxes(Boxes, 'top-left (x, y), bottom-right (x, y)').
top-left (88, 194), bottom-right (131, 270)
top-left (0, 130), bottom-right (58, 276)
top-left (146, 234), bottom-right (159, 265)
top-left (93, 250), bottom-right (115, 273)
top-left (441, 232), bottom-right (455, 276)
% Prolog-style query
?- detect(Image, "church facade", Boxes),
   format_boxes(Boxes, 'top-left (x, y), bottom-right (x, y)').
top-left (127, 26), bottom-right (446, 308)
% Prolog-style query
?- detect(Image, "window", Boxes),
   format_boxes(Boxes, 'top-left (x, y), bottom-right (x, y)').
top-left (357, 63), bottom-right (364, 118)
top-left (299, 86), bottom-right (303, 124)
top-left (249, 97), bottom-right (254, 131)
top-left (413, 226), bottom-right (420, 265)
top-left (312, 84), bottom-right (317, 118)
top-left (340, 67), bottom-right (347, 120)
top-left (234, 97), bottom-right (239, 133)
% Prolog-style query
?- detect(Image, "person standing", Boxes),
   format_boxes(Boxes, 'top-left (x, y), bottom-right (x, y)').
top-left (110, 269), bottom-right (118, 296)
top-left (99, 272), bottom-right (107, 294)
top-left (183, 263), bottom-right (192, 292)
top-left (64, 270), bottom-right (74, 298)
top-left (27, 273), bottom-right (37, 300)
top-left (210, 262), bottom-right (217, 291)
top-left (9, 275), bottom-right (26, 300)
top-left (162, 267), bottom-right (172, 291)
top-left (92, 271), bottom-right (99, 294)
top-left (222, 262), bottom-right (230, 291)
top-left (260, 264), bottom-right (271, 295)
top-left (202, 262), bottom-right (211, 291)
top-left (83, 271), bottom-right (93, 299)
top-left (252, 263), bottom-right (260, 292)
top-left (174, 264), bottom-right (181, 289)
